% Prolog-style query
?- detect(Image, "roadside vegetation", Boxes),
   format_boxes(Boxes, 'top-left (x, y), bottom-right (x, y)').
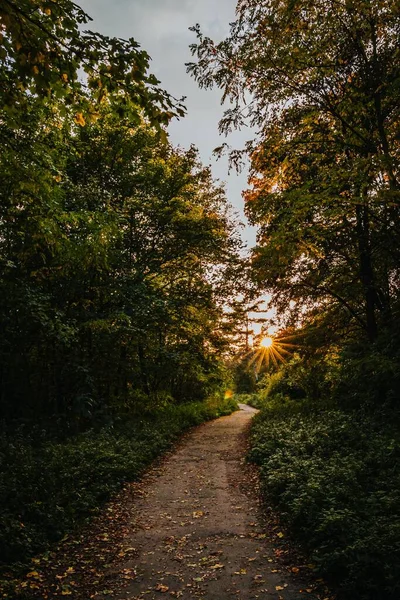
top-left (237, 349), bottom-right (400, 600)
top-left (234, 336), bottom-right (400, 599)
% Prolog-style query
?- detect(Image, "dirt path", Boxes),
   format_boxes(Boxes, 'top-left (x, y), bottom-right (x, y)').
top-left (102, 405), bottom-right (319, 600)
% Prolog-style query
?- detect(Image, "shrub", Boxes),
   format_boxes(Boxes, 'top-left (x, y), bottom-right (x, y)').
top-left (257, 353), bottom-right (339, 406)
top-left (249, 400), bottom-right (400, 600)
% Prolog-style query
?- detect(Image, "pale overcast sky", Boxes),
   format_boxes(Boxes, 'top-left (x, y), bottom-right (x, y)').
top-left (78, 0), bottom-right (257, 248)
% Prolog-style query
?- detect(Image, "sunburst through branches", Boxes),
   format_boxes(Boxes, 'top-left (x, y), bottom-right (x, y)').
top-left (247, 332), bottom-right (298, 373)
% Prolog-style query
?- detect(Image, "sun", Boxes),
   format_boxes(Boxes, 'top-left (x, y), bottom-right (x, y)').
top-left (260, 336), bottom-right (274, 348)
top-left (245, 330), bottom-right (300, 373)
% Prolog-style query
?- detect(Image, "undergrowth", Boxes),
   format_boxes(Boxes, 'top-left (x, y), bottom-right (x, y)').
top-left (0, 395), bottom-right (237, 578)
top-left (248, 396), bottom-right (400, 600)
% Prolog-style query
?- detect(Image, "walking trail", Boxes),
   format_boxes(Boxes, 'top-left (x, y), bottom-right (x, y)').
top-left (102, 405), bottom-right (320, 600)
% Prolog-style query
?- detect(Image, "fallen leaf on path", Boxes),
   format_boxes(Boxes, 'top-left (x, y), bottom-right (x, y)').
top-left (155, 583), bottom-right (169, 593)
top-left (210, 563), bottom-right (224, 570)
top-left (26, 571), bottom-right (40, 579)
top-left (28, 583), bottom-right (40, 590)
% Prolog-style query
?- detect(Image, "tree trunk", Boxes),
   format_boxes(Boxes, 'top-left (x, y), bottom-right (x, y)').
top-left (355, 204), bottom-right (378, 342)
top-left (138, 340), bottom-right (150, 396)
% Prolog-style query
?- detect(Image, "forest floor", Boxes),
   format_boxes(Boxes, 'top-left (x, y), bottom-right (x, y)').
top-left (17, 405), bottom-right (333, 600)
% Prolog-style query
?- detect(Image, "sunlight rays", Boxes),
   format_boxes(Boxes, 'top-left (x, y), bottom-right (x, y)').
top-left (246, 332), bottom-right (299, 373)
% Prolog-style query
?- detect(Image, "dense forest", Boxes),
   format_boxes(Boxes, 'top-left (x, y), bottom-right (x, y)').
top-left (1, 1), bottom-right (400, 599)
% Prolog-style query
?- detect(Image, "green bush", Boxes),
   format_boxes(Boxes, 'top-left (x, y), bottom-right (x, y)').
top-left (257, 353), bottom-right (339, 406)
top-left (249, 400), bottom-right (400, 600)
top-left (0, 395), bottom-right (237, 571)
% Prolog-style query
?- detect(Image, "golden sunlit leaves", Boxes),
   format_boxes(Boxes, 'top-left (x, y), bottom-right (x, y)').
top-left (74, 112), bottom-right (85, 127)
top-left (87, 111), bottom-right (100, 123)
top-left (26, 571), bottom-right (41, 579)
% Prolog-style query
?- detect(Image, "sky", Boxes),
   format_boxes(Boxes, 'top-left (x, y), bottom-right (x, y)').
top-left (78, 0), bottom-right (257, 248)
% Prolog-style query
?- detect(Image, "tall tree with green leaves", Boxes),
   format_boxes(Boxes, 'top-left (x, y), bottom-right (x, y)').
top-left (0, 1), bottom-right (243, 429)
top-left (188, 0), bottom-right (400, 342)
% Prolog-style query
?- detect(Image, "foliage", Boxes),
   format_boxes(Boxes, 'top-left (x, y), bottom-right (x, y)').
top-left (232, 356), bottom-right (258, 394)
top-left (188, 0), bottom-right (400, 344)
top-left (0, 394), bottom-right (237, 578)
top-left (258, 350), bottom-right (338, 403)
top-left (0, 0), bottom-right (185, 128)
top-left (335, 339), bottom-right (400, 409)
top-left (189, 3), bottom-right (400, 597)
top-left (233, 392), bottom-right (262, 409)
top-left (0, 5), bottom-right (243, 429)
top-left (249, 399), bottom-right (400, 600)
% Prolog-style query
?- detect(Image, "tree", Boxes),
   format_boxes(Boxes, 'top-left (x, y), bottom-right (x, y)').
top-left (0, 0), bottom-right (185, 129)
top-left (0, 94), bottom-right (243, 424)
top-left (62, 114), bottom-right (243, 409)
top-left (0, 1), bottom-right (242, 428)
top-left (188, 0), bottom-right (400, 342)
